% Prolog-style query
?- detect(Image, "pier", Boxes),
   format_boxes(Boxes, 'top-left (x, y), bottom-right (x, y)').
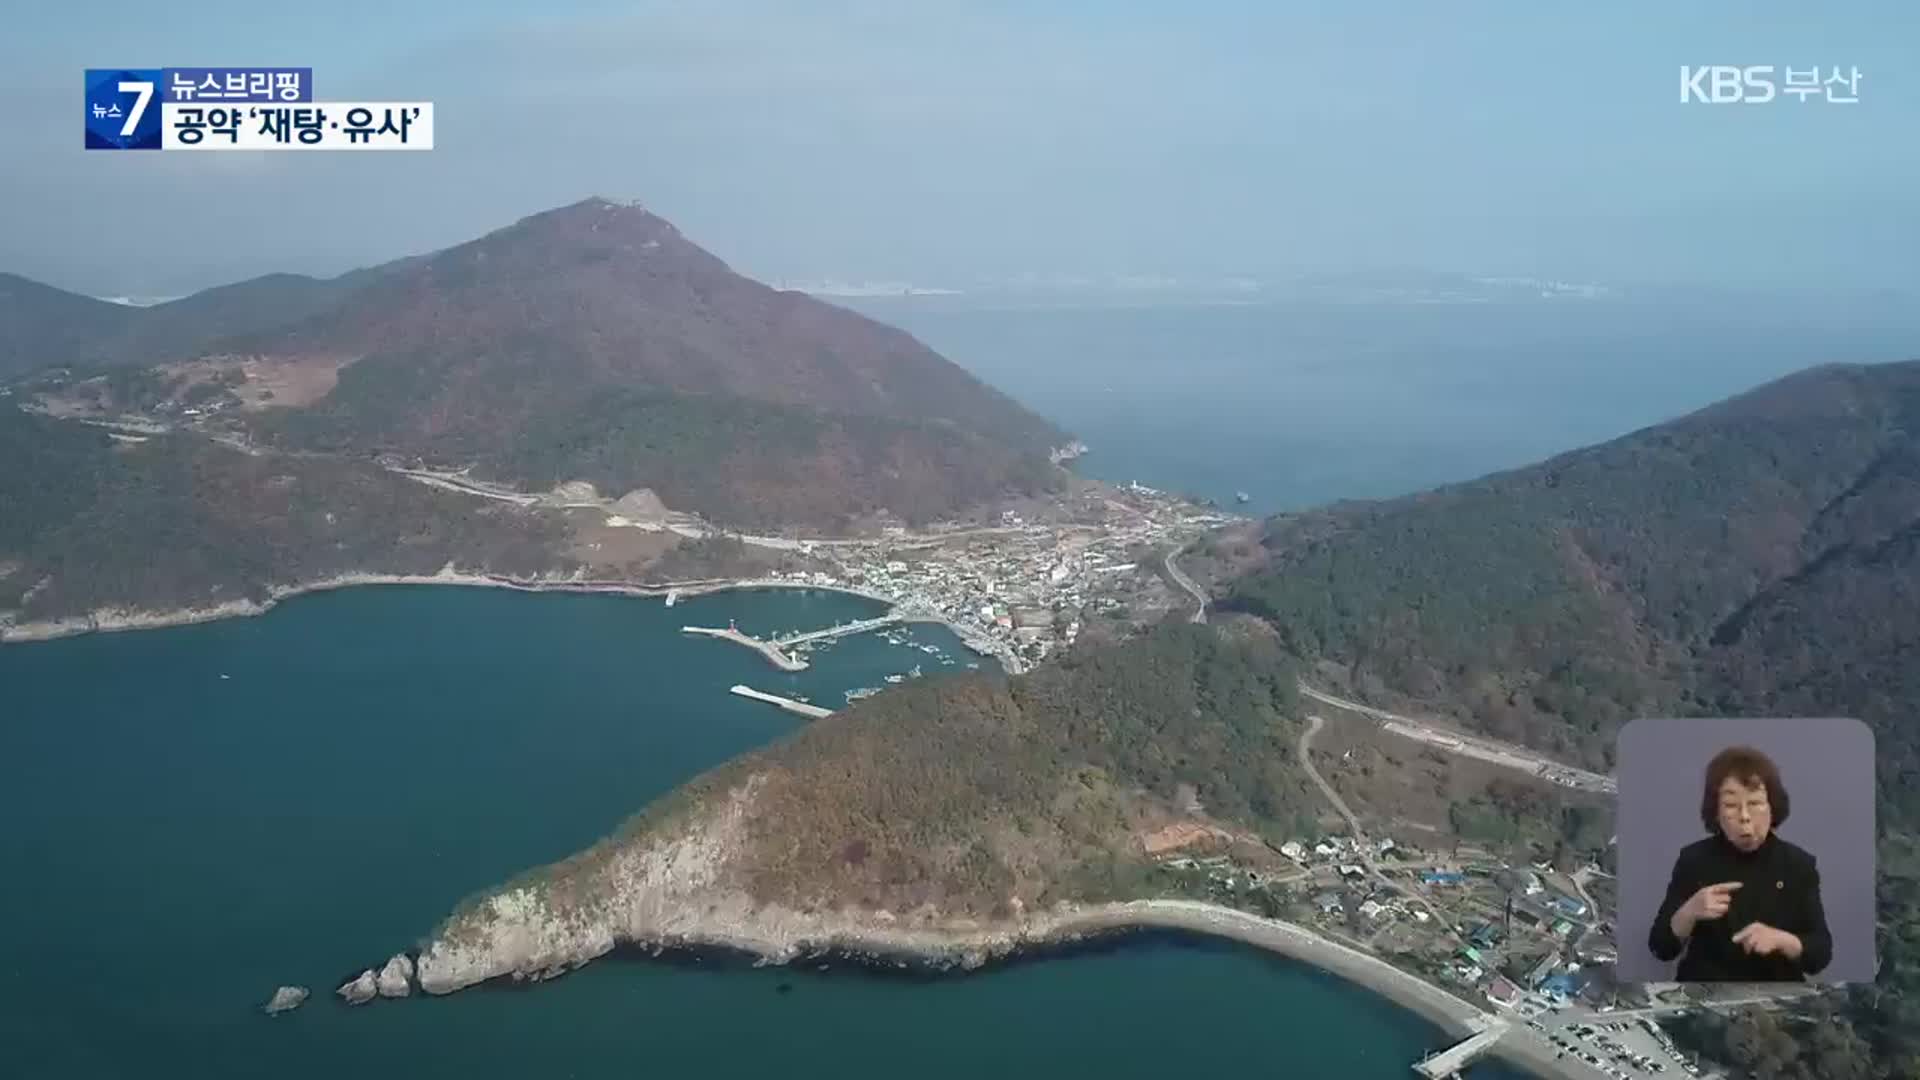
top-left (772, 613), bottom-right (903, 647)
top-left (730, 684), bottom-right (834, 719)
top-left (1413, 1020), bottom-right (1509, 1078)
top-left (681, 622), bottom-right (809, 671)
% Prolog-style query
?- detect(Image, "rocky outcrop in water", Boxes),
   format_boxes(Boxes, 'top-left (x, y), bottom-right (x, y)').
top-left (376, 953), bottom-right (414, 998)
top-left (337, 969), bottom-right (378, 1005)
top-left (263, 986), bottom-right (309, 1015)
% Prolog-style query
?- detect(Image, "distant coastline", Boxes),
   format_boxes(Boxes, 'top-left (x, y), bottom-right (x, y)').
top-left (0, 571), bottom-right (1017, 670)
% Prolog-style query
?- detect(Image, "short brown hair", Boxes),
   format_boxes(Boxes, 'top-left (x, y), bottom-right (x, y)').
top-left (1701, 745), bottom-right (1789, 832)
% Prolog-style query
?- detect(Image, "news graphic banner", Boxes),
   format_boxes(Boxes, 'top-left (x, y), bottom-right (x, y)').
top-left (84, 67), bottom-right (432, 150)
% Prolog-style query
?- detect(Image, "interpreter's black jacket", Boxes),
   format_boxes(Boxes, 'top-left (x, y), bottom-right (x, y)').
top-left (1648, 832), bottom-right (1832, 982)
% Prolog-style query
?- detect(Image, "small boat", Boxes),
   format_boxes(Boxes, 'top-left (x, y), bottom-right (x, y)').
top-left (885, 674), bottom-right (905, 684)
top-left (908, 664), bottom-right (923, 679)
top-left (664, 589), bottom-right (679, 607)
top-left (219, 673), bottom-right (231, 680)
top-left (1235, 491), bottom-right (1252, 504)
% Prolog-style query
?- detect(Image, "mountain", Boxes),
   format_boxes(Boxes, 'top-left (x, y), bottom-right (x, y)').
top-left (97, 271), bottom-right (374, 365)
top-left (4, 198), bottom-right (1069, 531)
top-left (236, 198), bottom-right (1067, 529)
top-left (0, 269), bottom-right (364, 378)
top-left (0, 404), bottom-right (567, 628)
top-left (0, 272), bottom-right (138, 376)
top-left (1220, 359), bottom-right (1920, 829)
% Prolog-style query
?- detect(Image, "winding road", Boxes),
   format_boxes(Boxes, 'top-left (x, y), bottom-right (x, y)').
top-left (1298, 683), bottom-right (1617, 796)
top-left (1164, 549), bottom-right (1207, 624)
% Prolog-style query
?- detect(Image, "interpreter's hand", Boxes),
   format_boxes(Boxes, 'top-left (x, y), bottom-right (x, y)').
top-left (1732, 922), bottom-right (1802, 958)
top-left (1682, 881), bottom-right (1743, 922)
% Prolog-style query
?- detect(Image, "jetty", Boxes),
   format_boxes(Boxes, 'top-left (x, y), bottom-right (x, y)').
top-left (1413, 1020), bottom-right (1509, 1078)
top-left (730, 684), bottom-right (834, 719)
top-left (681, 621), bottom-right (808, 671)
top-left (772, 613), bottom-right (902, 648)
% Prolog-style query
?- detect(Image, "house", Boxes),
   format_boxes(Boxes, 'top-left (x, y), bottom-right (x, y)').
top-left (1487, 977), bottom-right (1522, 1007)
top-left (1279, 840), bottom-right (1307, 862)
top-left (1411, 909), bottom-right (1431, 923)
top-left (1376, 837), bottom-right (1396, 855)
top-left (1526, 954), bottom-right (1559, 988)
top-left (1358, 899), bottom-right (1389, 920)
top-left (1338, 864), bottom-right (1367, 880)
top-left (1421, 870), bottom-right (1466, 886)
top-left (1522, 871), bottom-right (1545, 895)
top-left (1550, 895), bottom-right (1589, 917)
top-left (1552, 919), bottom-right (1575, 938)
top-left (1541, 972), bottom-right (1583, 1002)
top-left (1314, 892), bottom-right (1342, 914)
top-left (1469, 923), bottom-right (1502, 949)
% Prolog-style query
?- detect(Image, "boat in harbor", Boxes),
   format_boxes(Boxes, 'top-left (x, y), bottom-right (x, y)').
top-left (884, 673), bottom-right (905, 684)
top-left (844, 686), bottom-right (882, 702)
top-left (664, 589), bottom-right (679, 607)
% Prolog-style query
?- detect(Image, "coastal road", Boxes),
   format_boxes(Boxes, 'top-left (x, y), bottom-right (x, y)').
top-left (1298, 683), bottom-right (1617, 796)
top-left (1164, 549), bottom-right (1207, 624)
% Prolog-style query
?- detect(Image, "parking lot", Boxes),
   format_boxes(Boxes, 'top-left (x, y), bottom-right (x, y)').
top-left (1528, 1016), bottom-right (1706, 1080)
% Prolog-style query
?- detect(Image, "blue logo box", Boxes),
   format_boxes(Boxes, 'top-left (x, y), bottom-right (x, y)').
top-left (85, 68), bottom-right (163, 149)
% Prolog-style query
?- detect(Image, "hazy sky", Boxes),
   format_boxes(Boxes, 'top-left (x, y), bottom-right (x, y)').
top-left (3, 2), bottom-right (1914, 296)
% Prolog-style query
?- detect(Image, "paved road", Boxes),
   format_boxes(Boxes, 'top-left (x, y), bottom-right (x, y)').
top-left (1164, 549), bottom-right (1207, 624)
top-left (1299, 683), bottom-right (1618, 795)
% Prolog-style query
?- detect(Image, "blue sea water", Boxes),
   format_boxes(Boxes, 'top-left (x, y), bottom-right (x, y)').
top-left (0, 585), bottom-right (1526, 1078)
top-left (855, 294), bottom-right (1920, 514)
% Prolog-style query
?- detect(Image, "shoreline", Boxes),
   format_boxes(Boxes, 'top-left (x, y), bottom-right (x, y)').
top-left (0, 571), bottom-right (1021, 669)
top-left (708, 898), bottom-right (1567, 1079)
top-left (426, 897), bottom-right (1564, 1078)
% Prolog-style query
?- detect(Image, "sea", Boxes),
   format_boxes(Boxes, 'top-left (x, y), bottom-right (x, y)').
top-left (11, 294), bottom-right (1916, 1079)
top-left (851, 291), bottom-right (1920, 513)
top-left (0, 586), bottom-right (1523, 1078)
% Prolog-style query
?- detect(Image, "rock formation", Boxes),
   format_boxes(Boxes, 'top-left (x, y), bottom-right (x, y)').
top-left (376, 953), bottom-right (414, 998)
top-left (262, 986), bottom-right (308, 1015)
top-left (337, 969), bottom-right (378, 1005)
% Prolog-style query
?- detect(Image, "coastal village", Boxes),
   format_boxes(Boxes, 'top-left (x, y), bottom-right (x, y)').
top-left (696, 476), bottom-right (1238, 675)
top-left (1133, 817), bottom-right (1811, 1080)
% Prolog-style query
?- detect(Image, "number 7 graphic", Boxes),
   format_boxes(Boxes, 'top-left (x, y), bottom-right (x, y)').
top-left (118, 80), bottom-right (152, 138)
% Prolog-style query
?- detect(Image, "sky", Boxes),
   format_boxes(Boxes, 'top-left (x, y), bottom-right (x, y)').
top-left (1, 2), bottom-right (1915, 297)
